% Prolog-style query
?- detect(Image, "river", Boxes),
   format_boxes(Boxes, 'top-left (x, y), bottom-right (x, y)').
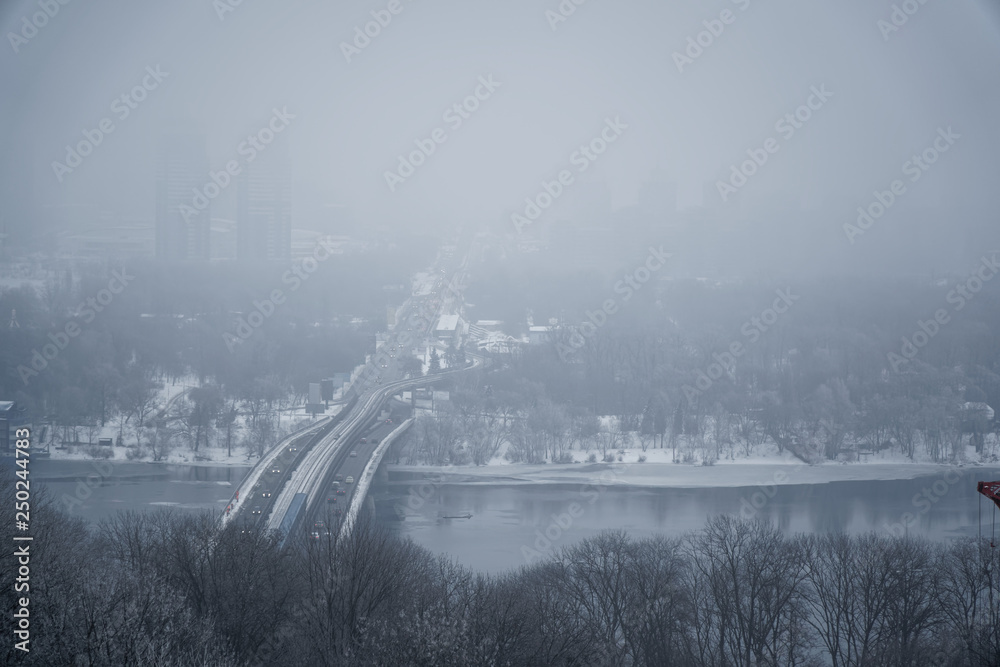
top-left (22, 458), bottom-right (1000, 574)
top-left (24, 458), bottom-right (249, 523)
top-left (374, 466), bottom-right (1000, 572)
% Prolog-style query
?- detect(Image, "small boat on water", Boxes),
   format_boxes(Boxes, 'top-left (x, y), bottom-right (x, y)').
top-left (440, 513), bottom-right (473, 519)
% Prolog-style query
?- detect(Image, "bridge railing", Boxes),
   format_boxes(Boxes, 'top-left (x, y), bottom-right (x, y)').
top-left (339, 418), bottom-right (414, 539)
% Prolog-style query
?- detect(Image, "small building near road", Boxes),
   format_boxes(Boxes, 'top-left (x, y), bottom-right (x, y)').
top-left (528, 326), bottom-right (554, 345)
top-left (434, 313), bottom-right (462, 344)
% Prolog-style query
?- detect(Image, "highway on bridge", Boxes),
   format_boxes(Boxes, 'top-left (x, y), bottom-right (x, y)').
top-left (266, 356), bottom-right (483, 544)
top-left (226, 247), bottom-right (479, 541)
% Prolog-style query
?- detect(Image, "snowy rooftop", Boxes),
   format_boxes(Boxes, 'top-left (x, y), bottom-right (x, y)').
top-left (436, 313), bottom-right (460, 331)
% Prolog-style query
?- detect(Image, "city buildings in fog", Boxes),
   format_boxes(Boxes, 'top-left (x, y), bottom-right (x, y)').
top-left (237, 137), bottom-right (292, 262)
top-left (155, 130), bottom-right (211, 261)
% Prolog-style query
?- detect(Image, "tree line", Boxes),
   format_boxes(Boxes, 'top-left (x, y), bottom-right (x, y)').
top-left (3, 479), bottom-right (998, 666)
top-left (463, 271), bottom-right (1000, 464)
top-left (0, 249), bottom-right (435, 456)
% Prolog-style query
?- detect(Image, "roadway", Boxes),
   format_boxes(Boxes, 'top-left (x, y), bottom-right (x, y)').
top-left (304, 407), bottom-right (409, 535)
top-left (228, 246), bottom-right (481, 540)
top-left (266, 356), bottom-right (483, 541)
top-left (222, 412), bottom-right (338, 529)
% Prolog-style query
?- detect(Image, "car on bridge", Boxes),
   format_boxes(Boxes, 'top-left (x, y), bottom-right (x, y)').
top-left (270, 466), bottom-right (281, 474)
top-left (252, 506), bottom-right (262, 515)
top-left (350, 450), bottom-right (358, 457)
top-left (260, 489), bottom-right (272, 498)
top-left (345, 476), bottom-right (354, 484)
top-left (334, 474), bottom-right (343, 482)
top-left (336, 488), bottom-right (346, 496)
top-left (360, 438), bottom-right (367, 444)
top-left (289, 445), bottom-right (298, 453)
top-left (327, 495), bottom-right (337, 504)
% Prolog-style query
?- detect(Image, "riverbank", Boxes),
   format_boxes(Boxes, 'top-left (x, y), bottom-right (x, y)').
top-left (44, 444), bottom-right (262, 468)
top-left (40, 412), bottom-right (331, 468)
top-left (388, 451), bottom-right (994, 489)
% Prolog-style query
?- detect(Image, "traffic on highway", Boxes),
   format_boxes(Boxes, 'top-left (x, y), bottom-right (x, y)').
top-left (227, 253), bottom-right (480, 546)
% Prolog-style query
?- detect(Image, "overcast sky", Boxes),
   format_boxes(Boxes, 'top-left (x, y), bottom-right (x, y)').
top-left (3, 0), bottom-right (999, 255)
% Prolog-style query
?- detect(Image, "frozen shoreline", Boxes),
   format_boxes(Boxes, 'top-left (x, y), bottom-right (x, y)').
top-left (41, 435), bottom-right (999, 486)
top-left (387, 458), bottom-right (997, 489)
top-left (43, 446), bottom-right (267, 469)
top-left (40, 414), bottom-right (329, 469)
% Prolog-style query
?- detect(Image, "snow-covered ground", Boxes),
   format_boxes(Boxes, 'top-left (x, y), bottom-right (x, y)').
top-left (390, 432), bottom-right (999, 489)
top-left (50, 437), bottom-right (306, 467)
top-left (411, 272), bottom-right (437, 297)
top-left (389, 450), bottom-right (994, 489)
top-left (40, 374), bottom-right (999, 491)
top-left (44, 374), bottom-right (337, 467)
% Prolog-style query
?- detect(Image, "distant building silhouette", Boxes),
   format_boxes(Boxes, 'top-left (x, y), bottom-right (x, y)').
top-left (237, 139), bottom-right (291, 261)
top-left (155, 131), bottom-right (210, 261)
top-left (639, 168), bottom-right (677, 221)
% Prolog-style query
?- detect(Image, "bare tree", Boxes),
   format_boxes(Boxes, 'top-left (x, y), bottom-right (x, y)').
top-left (685, 516), bottom-right (811, 666)
top-left (596, 419), bottom-right (625, 462)
top-left (935, 538), bottom-right (1000, 666)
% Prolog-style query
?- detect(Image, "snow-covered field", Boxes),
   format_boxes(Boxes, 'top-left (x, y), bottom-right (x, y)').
top-left (388, 457), bottom-right (991, 489)
top-left (390, 440), bottom-right (997, 489)
top-left (41, 375), bottom-right (999, 491)
top-left (50, 440), bottom-right (291, 467)
top-left (45, 375), bottom-right (334, 467)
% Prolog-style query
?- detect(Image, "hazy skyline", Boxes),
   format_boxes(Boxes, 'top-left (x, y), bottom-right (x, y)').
top-left (3, 0), bottom-right (1000, 271)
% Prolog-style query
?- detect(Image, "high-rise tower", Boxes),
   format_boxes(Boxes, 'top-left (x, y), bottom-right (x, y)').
top-left (155, 130), bottom-right (210, 261)
top-left (237, 138), bottom-right (291, 261)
